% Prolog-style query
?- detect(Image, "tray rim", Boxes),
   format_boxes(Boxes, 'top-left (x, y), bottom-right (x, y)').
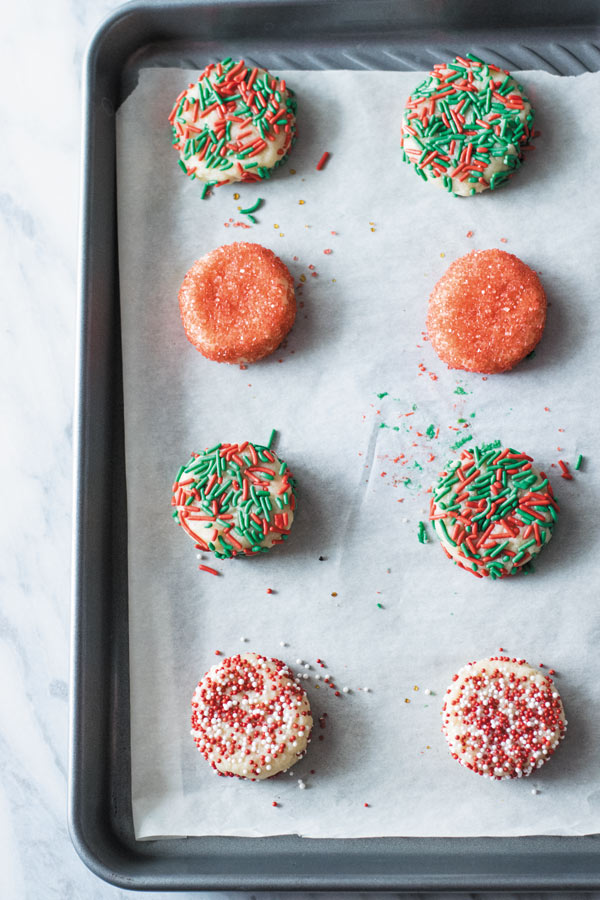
top-left (69, 0), bottom-right (600, 890)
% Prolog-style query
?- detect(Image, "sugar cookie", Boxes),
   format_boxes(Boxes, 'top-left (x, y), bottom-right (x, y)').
top-left (190, 652), bottom-right (312, 779)
top-left (172, 441), bottom-right (296, 559)
top-left (179, 243), bottom-right (296, 364)
top-left (401, 54), bottom-right (534, 196)
top-left (169, 59), bottom-right (296, 190)
top-left (427, 249), bottom-right (546, 374)
top-left (429, 443), bottom-right (558, 578)
top-left (442, 656), bottom-right (567, 779)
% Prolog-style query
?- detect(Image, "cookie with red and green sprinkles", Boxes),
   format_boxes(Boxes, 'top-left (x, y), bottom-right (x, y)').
top-left (190, 652), bottom-right (312, 779)
top-left (442, 656), bottom-right (567, 779)
top-left (172, 441), bottom-right (296, 559)
top-left (401, 53), bottom-right (534, 196)
top-left (169, 58), bottom-right (297, 193)
top-left (429, 443), bottom-right (558, 579)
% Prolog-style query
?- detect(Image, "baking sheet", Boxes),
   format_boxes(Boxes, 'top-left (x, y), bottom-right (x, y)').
top-left (116, 67), bottom-right (600, 839)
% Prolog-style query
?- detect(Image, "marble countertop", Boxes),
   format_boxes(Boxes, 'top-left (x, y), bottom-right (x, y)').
top-left (0, 0), bottom-right (592, 896)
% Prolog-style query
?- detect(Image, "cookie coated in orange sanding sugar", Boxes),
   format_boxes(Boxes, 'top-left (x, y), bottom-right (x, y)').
top-left (427, 248), bottom-right (546, 374)
top-left (178, 242), bottom-right (296, 364)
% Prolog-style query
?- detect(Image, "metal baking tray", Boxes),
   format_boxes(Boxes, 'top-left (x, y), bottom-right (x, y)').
top-left (70, 0), bottom-right (600, 889)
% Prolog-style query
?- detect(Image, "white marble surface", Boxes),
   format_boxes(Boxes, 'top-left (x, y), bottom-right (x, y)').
top-left (0, 0), bottom-right (597, 897)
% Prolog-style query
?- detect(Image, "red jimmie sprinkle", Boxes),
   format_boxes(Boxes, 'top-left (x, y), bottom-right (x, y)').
top-left (199, 564), bottom-right (220, 576)
top-left (558, 459), bottom-right (573, 480)
top-left (316, 151), bottom-right (330, 171)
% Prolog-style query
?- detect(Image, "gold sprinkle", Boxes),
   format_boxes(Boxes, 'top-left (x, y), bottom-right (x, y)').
top-left (404, 698), bottom-right (411, 704)
top-left (413, 685), bottom-right (419, 692)
top-left (237, 206), bottom-right (241, 211)
top-left (289, 169), bottom-right (296, 175)
top-left (440, 252), bottom-right (445, 258)
top-left (300, 274), bottom-right (306, 283)
top-left (279, 233), bottom-right (285, 237)
top-left (426, 745), bottom-right (431, 749)
top-left (273, 224), bottom-right (279, 229)
top-left (332, 278), bottom-right (336, 283)
top-left (299, 200), bottom-right (305, 205)
top-left (331, 591), bottom-right (338, 597)
top-left (370, 227), bottom-right (376, 232)
top-left (369, 221), bottom-right (375, 225)
top-left (233, 193), bottom-right (240, 200)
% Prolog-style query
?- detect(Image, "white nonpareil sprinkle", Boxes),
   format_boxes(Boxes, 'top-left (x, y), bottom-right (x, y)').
top-left (424, 689), bottom-right (432, 696)
top-left (342, 687), bottom-right (349, 693)
top-left (280, 641), bottom-right (287, 647)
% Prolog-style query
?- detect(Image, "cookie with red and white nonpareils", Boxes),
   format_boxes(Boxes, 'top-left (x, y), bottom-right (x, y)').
top-left (429, 443), bottom-right (558, 579)
top-left (172, 441), bottom-right (296, 559)
top-left (442, 656), bottom-right (567, 779)
top-left (178, 243), bottom-right (296, 364)
top-left (190, 652), bottom-right (313, 779)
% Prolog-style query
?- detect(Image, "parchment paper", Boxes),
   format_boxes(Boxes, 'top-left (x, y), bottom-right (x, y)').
top-left (117, 68), bottom-right (600, 838)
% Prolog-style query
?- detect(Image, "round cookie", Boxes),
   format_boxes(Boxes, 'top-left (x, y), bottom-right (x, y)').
top-left (427, 249), bottom-right (546, 374)
top-left (429, 443), bottom-right (558, 579)
top-left (172, 441), bottom-right (296, 559)
top-left (178, 243), bottom-right (296, 364)
top-left (190, 652), bottom-right (312, 779)
top-left (401, 53), bottom-right (534, 196)
top-left (169, 58), bottom-right (296, 190)
top-left (442, 656), bottom-right (567, 779)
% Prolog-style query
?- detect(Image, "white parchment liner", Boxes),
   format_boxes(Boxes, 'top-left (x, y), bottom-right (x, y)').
top-left (117, 68), bottom-right (600, 838)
